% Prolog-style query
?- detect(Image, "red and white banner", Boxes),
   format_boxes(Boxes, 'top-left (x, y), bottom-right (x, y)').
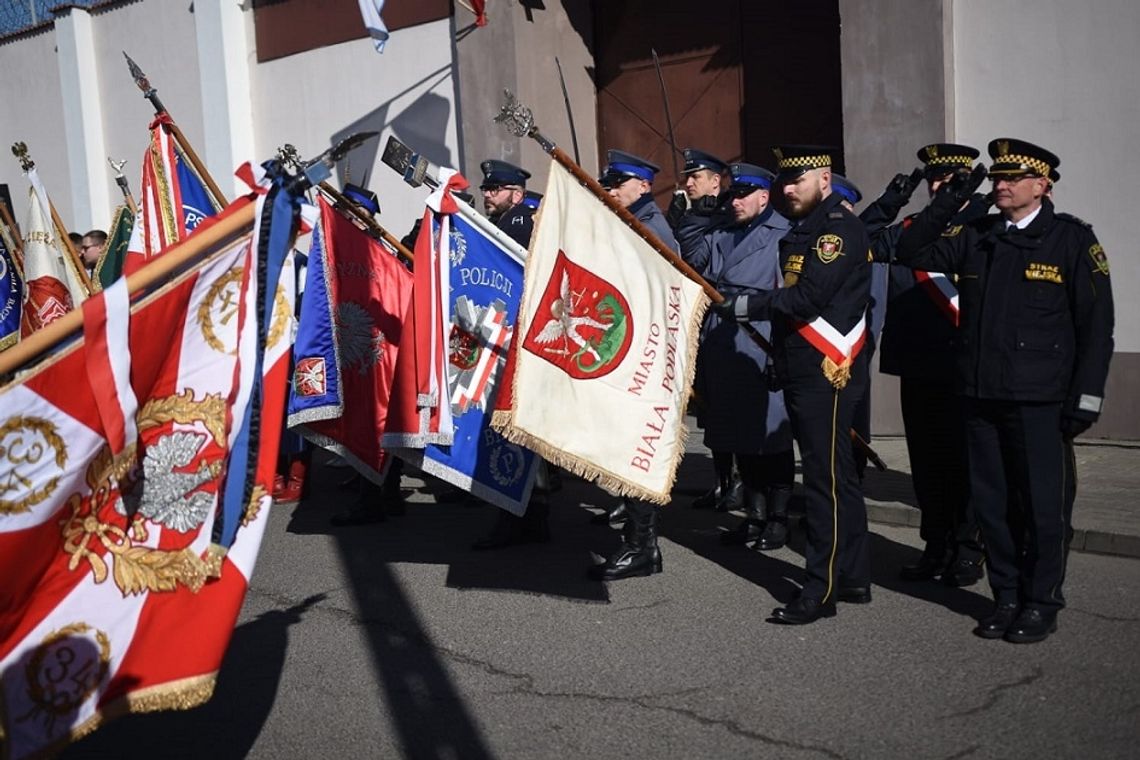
top-left (492, 161), bottom-right (708, 503)
top-left (0, 193), bottom-right (274, 758)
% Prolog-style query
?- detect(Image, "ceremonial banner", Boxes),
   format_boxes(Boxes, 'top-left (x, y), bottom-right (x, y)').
top-left (0, 230), bottom-right (22, 350)
top-left (20, 170), bottom-right (83, 337)
top-left (94, 204), bottom-right (135, 290)
top-left (123, 117), bottom-right (222, 277)
top-left (393, 201), bottom-right (538, 514)
top-left (493, 161), bottom-right (709, 503)
top-left (0, 171), bottom-right (299, 758)
top-left (287, 197), bottom-right (414, 482)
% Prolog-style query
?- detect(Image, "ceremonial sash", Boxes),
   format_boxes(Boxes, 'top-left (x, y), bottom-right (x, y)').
top-left (914, 270), bottom-right (960, 326)
top-left (793, 313), bottom-right (867, 389)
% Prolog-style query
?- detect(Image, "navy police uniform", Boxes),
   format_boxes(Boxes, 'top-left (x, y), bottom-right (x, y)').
top-left (480, 159), bottom-right (535, 249)
top-left (862, 143), bottom-right (989, 585)
top-left (896, 139), bottom-right (1114, 642)
top-left (601, 150), bottom-right (678, 252)
top-left (719, 146), bottom-right (873, 622)
top-left (678, 164), bottom-right (795, 546)
top-left (667, 148), bottom-right (730, 231)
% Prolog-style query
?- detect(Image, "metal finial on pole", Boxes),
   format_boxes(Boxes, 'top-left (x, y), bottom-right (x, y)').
top-left (11, 142), bottom-right (33, 172)
top-left (108, 156), bottom-right (138, 215)
top-left (123, 50), bottom-right (166, 114)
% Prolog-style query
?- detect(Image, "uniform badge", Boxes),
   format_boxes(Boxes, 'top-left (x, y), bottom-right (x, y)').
top-left (1088, 243), bottom-right (1110, 275)
top-left (942, 225), bottom-right (963, 237)
top-left (814, 234), bottom-right (844, 264)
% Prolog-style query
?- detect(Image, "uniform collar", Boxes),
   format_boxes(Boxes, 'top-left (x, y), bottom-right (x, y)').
top-left (628, 192), bottom-right (657, 218)
top-left (794, 190), bottom-right (844, 228)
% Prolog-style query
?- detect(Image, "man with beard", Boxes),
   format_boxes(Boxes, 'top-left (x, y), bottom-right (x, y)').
top-left (589, 149), bottom-right (677, 579)
top-left (713, 146), bottom-right (872, 624)
top-left (480, 159), bottom-right (535, 248)
top-left (896, 139), bottom-right (1113, 644)
top-left (860, 144), bottom-right (990, 587)
top-left (678, 164), bottom-right (794, 550)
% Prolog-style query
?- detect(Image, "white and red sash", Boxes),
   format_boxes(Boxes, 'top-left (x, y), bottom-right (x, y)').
top-left (914, 270), bottom-right (959, 326)
top-left (793, 313), bottom-right (867, 389)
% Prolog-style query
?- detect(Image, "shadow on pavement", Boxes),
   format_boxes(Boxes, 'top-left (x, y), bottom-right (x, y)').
top-left (61, 594), bottom-right (326, 760)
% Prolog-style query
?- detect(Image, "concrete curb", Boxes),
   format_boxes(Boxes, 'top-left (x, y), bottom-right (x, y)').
top-left (865, 501), bottom-right (1140, 560)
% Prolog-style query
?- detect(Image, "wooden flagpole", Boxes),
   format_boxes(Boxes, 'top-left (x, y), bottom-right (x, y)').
top-left (315, 182), bottom-right (415, 264)
top-left (124, 52), bottom-right (228, 208)
top-left (0, 201), bottom-right (255, 378)
top-left (493, 91), bottom-right (887, 471)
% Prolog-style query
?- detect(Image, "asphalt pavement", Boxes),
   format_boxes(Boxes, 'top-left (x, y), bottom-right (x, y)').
top-left (61, 425), bottom-right (1140, 760)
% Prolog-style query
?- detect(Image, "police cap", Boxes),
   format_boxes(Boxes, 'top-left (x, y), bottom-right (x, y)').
top-left (727, 163), bottom-right (775, 196)
top-left (342, 182), bottom-right (380, 215)
top-left (602, 149), bottom-right (660, 184)
top-left (917, 143), bottom-right (980, 179)
top-left (987, 138), bottom-right (1060, 180)
top-left (522, 190), bottom-right (543, 210)
top-left (772, 145), bottom-right (837, 179)
top-left (480, 159), bottom-right (531, 190)
top-left (682, 148), bottom-right (728, 176)
top-left (831, 174), bottom-right (862, 205)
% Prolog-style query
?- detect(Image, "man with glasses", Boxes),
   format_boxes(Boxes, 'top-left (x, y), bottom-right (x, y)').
top-left (480, 159), bottom-right (535, 248)
top-left (79, 229), bottom-right (107, 278)
top-left (896, 139), bottom-right (1114, 643)
top-left (678, 163), bottom-right (794, 551)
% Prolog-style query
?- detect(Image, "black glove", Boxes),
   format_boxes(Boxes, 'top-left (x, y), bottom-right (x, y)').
top-left (887, 167), bottom-right (925, 202)
top-left (1061, 415), bottom-right (1092, 440)
top-left (666, 190), bottom-right (688, 229)
top-left (691, 194), bottom-right (720, 215)
top-left (710, 293), bottom-right (738, 318)
top-left (938, 164), bottom-right (988, 206)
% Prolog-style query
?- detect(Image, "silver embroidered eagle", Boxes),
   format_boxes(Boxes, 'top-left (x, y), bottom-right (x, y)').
top-left (118, 432), bottom-right (215, 533)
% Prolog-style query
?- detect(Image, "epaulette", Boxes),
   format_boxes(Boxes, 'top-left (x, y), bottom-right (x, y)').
top-left (828, 212), bottom-right (844, 219)
top-left (1055, 212), bottom-right (1093, 229)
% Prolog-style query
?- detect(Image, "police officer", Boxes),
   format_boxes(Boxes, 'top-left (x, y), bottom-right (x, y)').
top-left (897, 139), bottom-right (1114, 643)
top-left (666, 148), bottom-right (730, 231)
top-left (714, 146), bottom-right (873, 623)
top-left (678, 164), bottom-right (794, 549)
top-left (480, 159), bottom-right (535, 248)
top-left (589, 150), bottom-right (677, 580)
top-left (861, 144), bottom-right (990, 586)
top-left (601, 149), bottom-right (679, 252)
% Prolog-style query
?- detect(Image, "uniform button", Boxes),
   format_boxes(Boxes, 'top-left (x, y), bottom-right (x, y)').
top-left (1018, 341), bottom-right (1024, 348)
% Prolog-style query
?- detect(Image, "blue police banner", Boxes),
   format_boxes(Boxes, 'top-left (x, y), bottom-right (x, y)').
top-left (0, 233), bottom-right (21, 351)
top-left (394, 201), bottom-right (539, 514)
top-left (175, 145), bottom-right (220, 233)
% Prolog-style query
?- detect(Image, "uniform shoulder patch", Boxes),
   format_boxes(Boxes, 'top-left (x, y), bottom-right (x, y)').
top-left (1088, 243), bottom-right (1110, 275)
top-left (1056, 212), bottom-right (1093, 229)
top-left (941, 224), bottom-right (963, 237)
top-left (814, 234), bottom-right (844, 264)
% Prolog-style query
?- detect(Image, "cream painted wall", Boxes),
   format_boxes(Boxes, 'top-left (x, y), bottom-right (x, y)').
top-left (252, 19), bottom-right (461, 238)
top-left (0, 29), bottom-right (73, 230)
top-left (951, 0), bottom-right (1140, 350)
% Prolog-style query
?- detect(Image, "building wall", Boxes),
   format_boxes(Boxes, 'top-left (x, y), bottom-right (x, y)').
top-left (0, 28), bottom-right (72, 228)
top-left (839, 0), bottom-right (948, 436)
top-left (454, 1), bottom-right (598, 196)
top-left (252, 18), bottom-right (461, 235)
top-left (950, 0), bottom-right (1139, 438)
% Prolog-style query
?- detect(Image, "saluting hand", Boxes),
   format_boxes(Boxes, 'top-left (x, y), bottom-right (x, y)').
top-left (939, 163), bottom-right (988, 205)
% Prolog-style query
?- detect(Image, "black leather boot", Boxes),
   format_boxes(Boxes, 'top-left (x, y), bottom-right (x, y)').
top-left (720, 487), bottom-right (766, 546)
top-left (755, 485), bottom-right (791, 551)
top-left (588, 501), bottom-right (662, 580)
top-left (714, 474), bottom-right (744, 512)
top-left (520, 499), bottom-right (551, 543)
top-left (591, 498), bottom-right (630, 526)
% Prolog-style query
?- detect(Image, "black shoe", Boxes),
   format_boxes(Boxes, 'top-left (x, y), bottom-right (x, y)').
top-left (691, 485), bottom-right (724, 510)
top-left (329, 506), bottom-right (385, 527)
top-left (754, 519), bottom-right (787, 551)
top-left (770, 596), bottom-right (836, 625)
top-left (942, 558), bottom-right (985, 587)
top-left (973, 602), bottom-right (1020, 639)
top-left (899, 545), bottom-right (949, 581)
top-left (714, 478), bottom-right (744, 513)
top-left (1004, 608), bottom-right (1058, 644)
top-left (587, 543), bottom-right (663, 581)
top-left (591, 500), bottom-right (629, 526)
top-left (837, 585), bottom-right (872, 604)
top-left (472, 511), bottom-right (524, 550)
top-left (720, 519), bottom-right (764, 546)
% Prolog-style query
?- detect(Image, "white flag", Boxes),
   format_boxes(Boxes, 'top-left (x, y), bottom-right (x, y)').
top-left (358, 0), bottom-right (389, 53)
top-left (493, 160), bottom-right (709, 503)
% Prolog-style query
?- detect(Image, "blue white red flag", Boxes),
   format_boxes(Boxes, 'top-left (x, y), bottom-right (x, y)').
top-left (393, 196), bottom-right (539, 514)
top-left (287, 196), bottom-right (414, 482)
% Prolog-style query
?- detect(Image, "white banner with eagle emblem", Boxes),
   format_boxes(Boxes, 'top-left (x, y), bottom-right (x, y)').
top-left (492, 161), bottom-right (708, 504)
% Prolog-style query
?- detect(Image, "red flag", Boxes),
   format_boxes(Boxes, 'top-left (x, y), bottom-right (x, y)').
top-left (288, 198), bottom-right (414, 480)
